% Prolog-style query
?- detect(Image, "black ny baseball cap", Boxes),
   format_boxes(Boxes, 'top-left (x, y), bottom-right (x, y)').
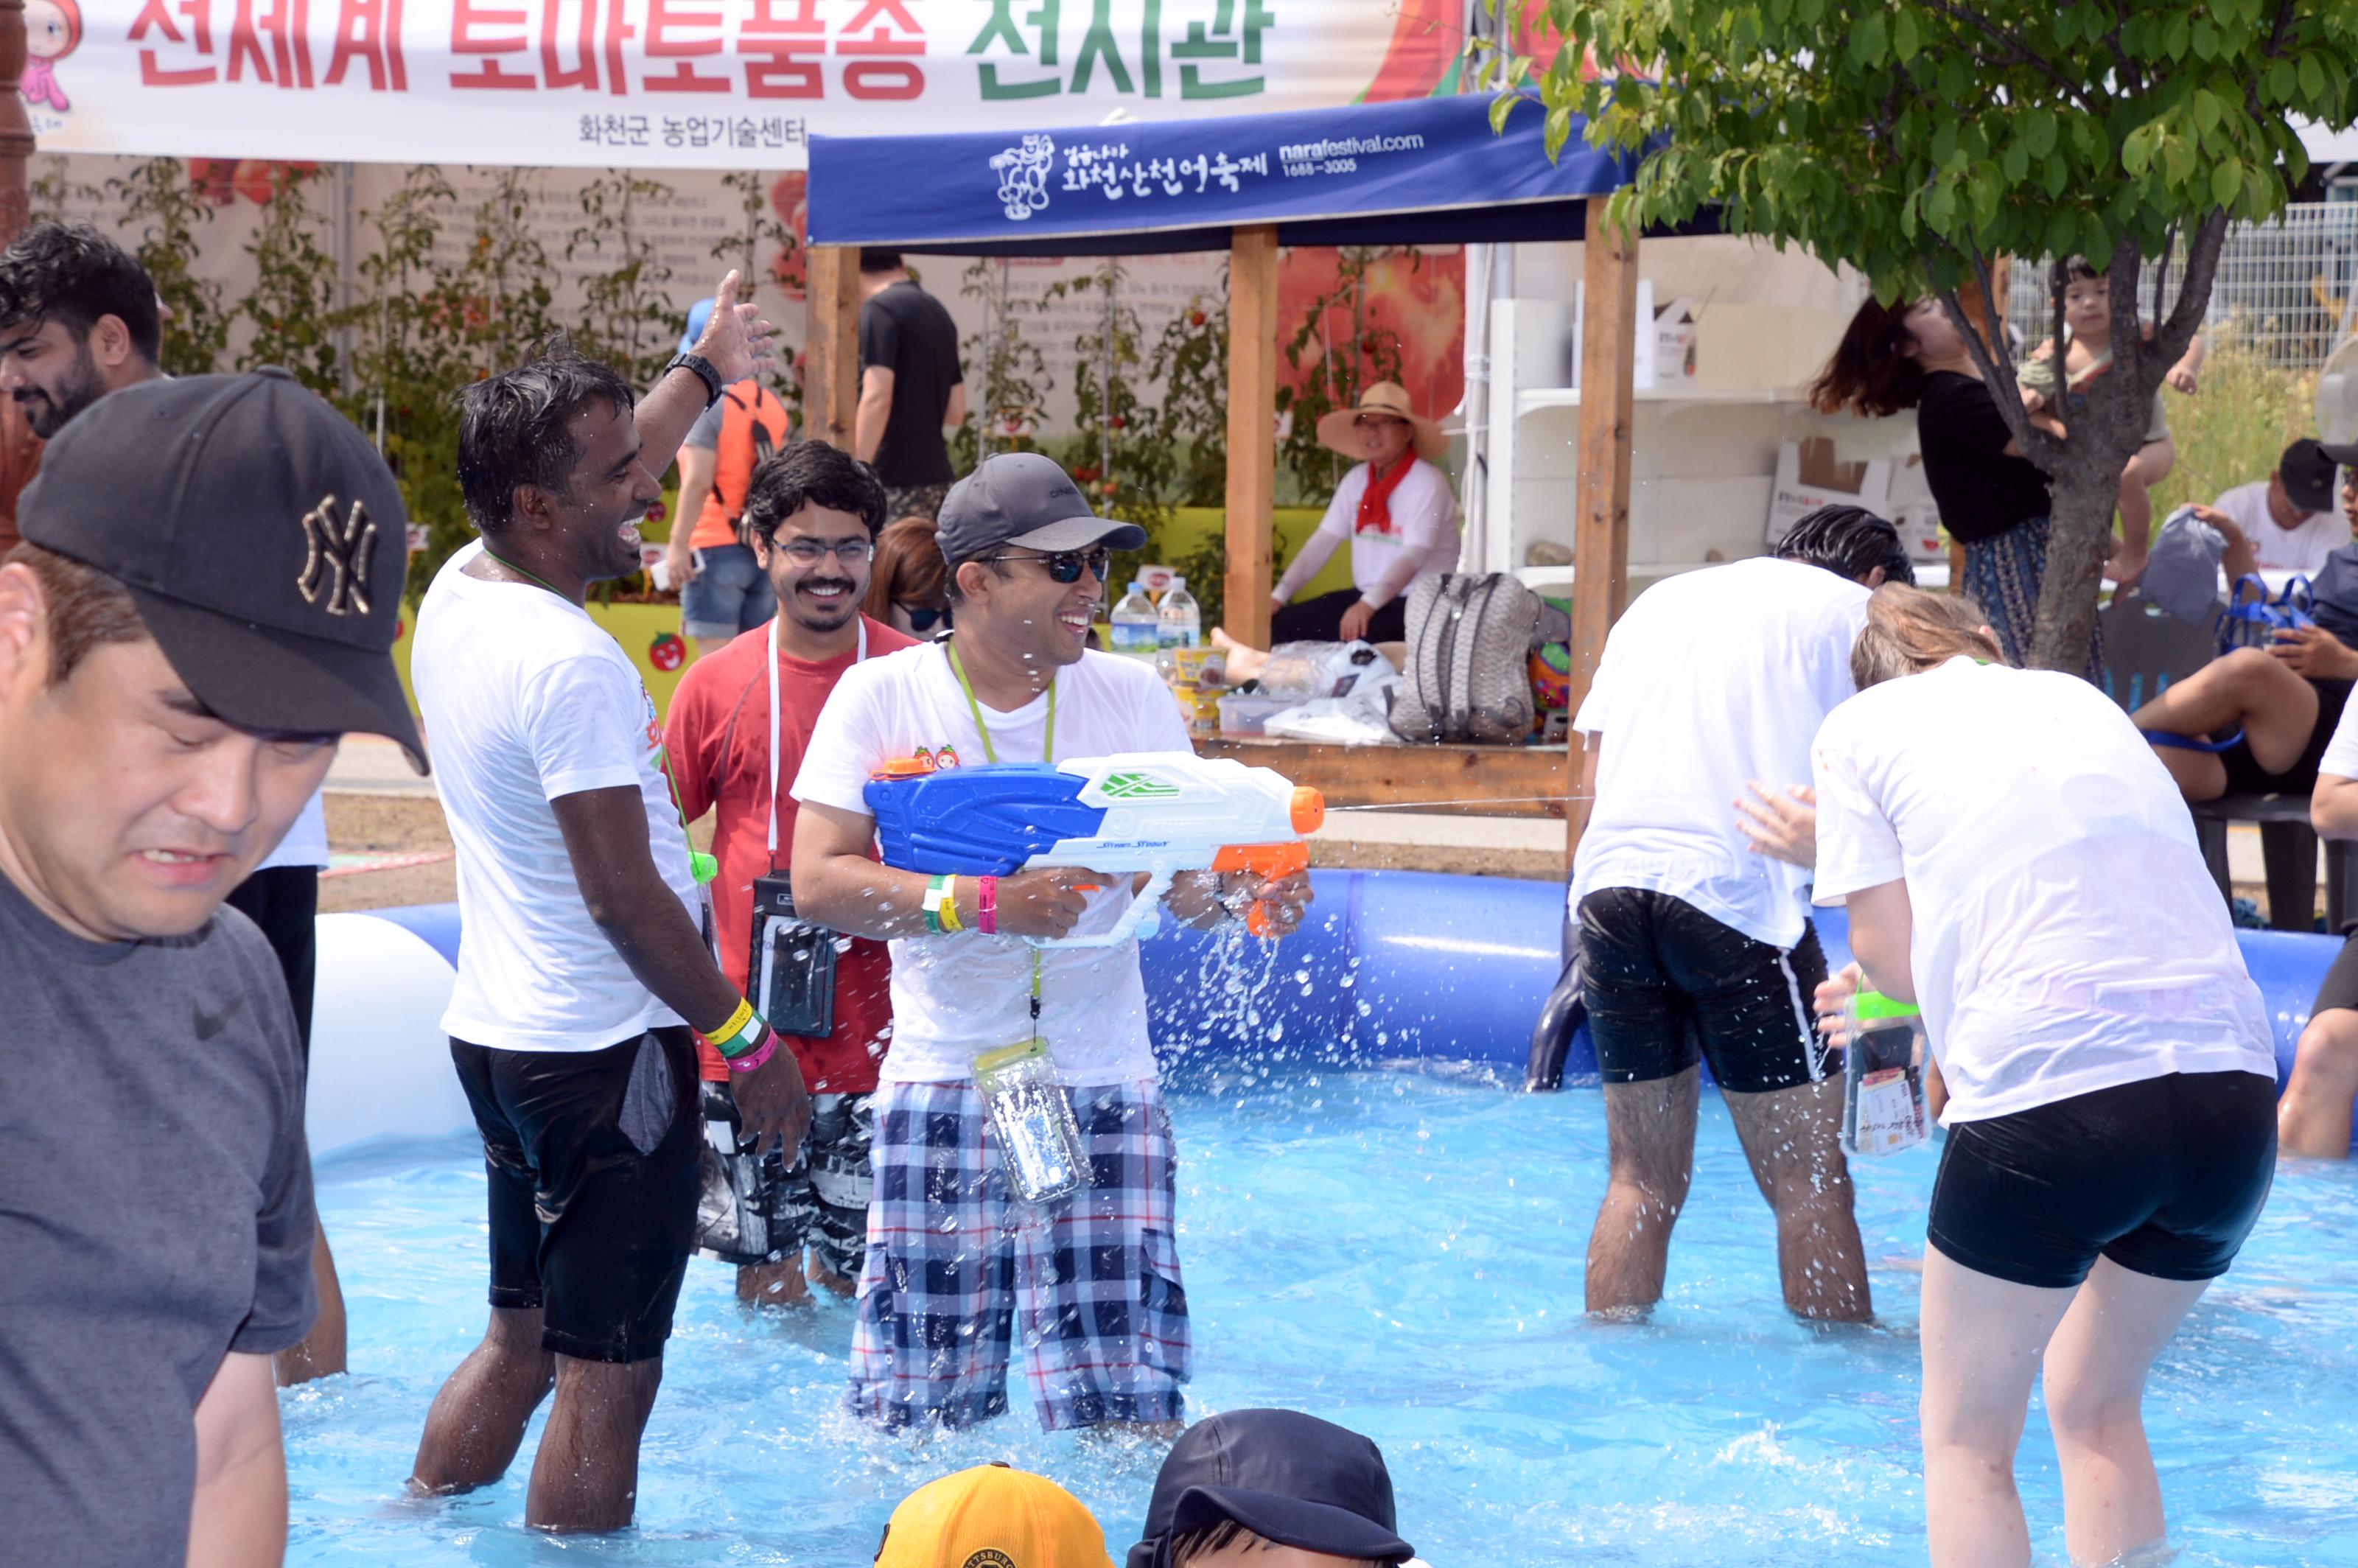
top-left (937, 451), bottom-right (1148, 564)
top-left (1129, 1410), bottom-right (1414, 1568)
top-left (19, 369), bottom-right (427, 771)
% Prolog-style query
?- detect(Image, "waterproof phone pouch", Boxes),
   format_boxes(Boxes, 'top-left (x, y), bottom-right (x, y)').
top-left (1842, 991), bottom-right (1930, 1158)
top-left (751, 873), bottom-right (836, 1040)
top-left (973, 1040), bottom-right (1088, 1204)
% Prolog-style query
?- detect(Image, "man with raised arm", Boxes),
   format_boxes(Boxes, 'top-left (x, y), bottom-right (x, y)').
top-left (406, 277), bottom-right (811, 1533)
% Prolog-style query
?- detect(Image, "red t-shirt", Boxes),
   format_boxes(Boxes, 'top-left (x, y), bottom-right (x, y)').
top-left (665, 614), bottom-right (917, 1089)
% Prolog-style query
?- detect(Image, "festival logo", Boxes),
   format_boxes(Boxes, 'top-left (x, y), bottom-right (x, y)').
top-left (990, 134), bottom-right (1055, 222)
top-left (21, 0), bottom-right (78, 113)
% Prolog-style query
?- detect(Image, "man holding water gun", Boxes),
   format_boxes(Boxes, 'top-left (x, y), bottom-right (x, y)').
top-left (791, 452), bottom-right (1314, 1433)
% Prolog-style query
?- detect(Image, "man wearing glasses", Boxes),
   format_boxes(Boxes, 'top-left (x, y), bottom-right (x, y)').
top-left (791, 451), bottom-right (1315, 1432)
top-left (664, 440), bottom-right (910, 1308)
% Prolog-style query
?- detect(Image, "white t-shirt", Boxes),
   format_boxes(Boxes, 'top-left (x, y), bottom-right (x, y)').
top-left (1572, 558), bottom-right (1869, 949)
top-left (2211, 478), bottom-right (2347, 575)
top-left (1296, 458), bottom-right (1460, 602)
top-left (1812, 658), bottom-right (2276, 1124)
top-left (257, 788), bottom-right (329, 872)
top-left (793, 643), bottom-right (1193, 1086)
top-left (2319, 690), bottom-right (2358, 781)
top-left (412, 542), bottom-right (701, 1053)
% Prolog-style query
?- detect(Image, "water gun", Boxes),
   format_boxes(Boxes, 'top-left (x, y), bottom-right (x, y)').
top-left (864, 752), bottom-right (1325, 948)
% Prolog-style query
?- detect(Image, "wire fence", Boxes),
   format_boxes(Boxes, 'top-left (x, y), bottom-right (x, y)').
top-left (2004, 200), bottom-right (2358, 371)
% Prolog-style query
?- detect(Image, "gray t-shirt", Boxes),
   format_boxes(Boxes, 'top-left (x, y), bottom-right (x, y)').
top-left (0, 867), bottom-right (316, 1564)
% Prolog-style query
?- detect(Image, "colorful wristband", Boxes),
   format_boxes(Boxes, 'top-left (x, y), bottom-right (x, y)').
top-left (937, 875), bottom-right (964, 933)
top-left (923, 874), bottom-right (949, 934)
top-left (726, 1024), bottom-right (780, 1075)
top-left (709, 996), bottom-right (757, 1053)
top-left (977, 875), bottom-right (998, 935)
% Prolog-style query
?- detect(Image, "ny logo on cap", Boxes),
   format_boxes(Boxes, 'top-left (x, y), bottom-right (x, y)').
top-left (297, 495), bottom-right (376, 617)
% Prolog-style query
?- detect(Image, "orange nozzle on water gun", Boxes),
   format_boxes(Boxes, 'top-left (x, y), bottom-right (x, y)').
top-left (1213, 839), bottom-right (1315, 937)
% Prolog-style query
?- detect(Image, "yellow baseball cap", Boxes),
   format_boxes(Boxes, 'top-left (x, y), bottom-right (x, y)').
top-left (876, 1463), bottom-right (1116, 1568)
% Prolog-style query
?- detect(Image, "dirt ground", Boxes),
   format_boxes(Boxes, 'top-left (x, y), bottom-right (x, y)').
top-left (319, 794), bottom-right (458, 913)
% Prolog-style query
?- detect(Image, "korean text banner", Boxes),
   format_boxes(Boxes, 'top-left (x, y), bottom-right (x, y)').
top-left (28, 0), bottom-right (1466, 169)
top-left (805, 94), bottom-right (1636, 250)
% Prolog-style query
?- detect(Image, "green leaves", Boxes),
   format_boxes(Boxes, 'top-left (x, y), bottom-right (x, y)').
top-left (1849, 10), bottom-right (1888, 68)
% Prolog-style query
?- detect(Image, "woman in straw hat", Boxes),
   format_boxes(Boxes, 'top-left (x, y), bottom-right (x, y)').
top-left (1267, 381), bottom-right (1461, 645)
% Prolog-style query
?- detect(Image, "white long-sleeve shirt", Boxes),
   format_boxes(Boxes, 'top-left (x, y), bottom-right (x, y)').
top-left (1275, 457), bottom-right (1461, 608)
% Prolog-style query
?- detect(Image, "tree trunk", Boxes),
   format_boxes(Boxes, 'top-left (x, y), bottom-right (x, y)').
top-left (2029, 459), bottom-right (2130, 671)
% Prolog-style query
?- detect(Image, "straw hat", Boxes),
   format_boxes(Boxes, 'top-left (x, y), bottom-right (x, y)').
top-left (1316, 381), bottom-right (1446, 465)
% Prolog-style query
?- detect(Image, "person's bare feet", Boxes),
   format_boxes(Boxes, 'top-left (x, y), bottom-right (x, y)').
top-left (1209, 626), bottom-right (1270, 684)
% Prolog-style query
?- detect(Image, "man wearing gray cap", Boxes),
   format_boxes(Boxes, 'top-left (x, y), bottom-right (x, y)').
top-left (793, 451), bottom-right (1312, 1432)
top-left (0, 369), bottom-right (421, 1566)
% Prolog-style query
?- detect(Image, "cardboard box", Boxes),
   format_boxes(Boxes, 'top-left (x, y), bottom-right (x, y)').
top-left (1764, 437), bottom-right (1892, 548)
top-left (1694, 303), bottom-right (1853, 391)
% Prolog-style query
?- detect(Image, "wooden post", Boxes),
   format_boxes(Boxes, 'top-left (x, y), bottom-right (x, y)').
top-left (0, 0), bottom-right (27, 245)
top-left (1224, 225), bottom-right (1279, 649)
top-left (803, 245), bottom-right (862, 452)
top-left (1564, 195), bottom-right (1639, 869)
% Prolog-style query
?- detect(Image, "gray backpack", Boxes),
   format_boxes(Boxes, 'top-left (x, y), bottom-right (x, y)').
top-left (1389, 573), bottom-right (1541, 743)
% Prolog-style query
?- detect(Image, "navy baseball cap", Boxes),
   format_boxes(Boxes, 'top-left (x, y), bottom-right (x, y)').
top-left (1129, 1410), bottom-right (1414, 1568)
top-left (18, 369), bottom-right (427, 771)
top-left (937, 452), bottom-right (1148, 564)
top-left (2281, 438), bottom-right (2348, 514)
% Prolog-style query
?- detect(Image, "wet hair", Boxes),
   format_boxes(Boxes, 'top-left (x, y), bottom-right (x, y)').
top-left (455, 338), bottom-right (634, 534)
top-left (1850, 583), bottom-right (2006, 687)
top-left (863, 514), bottom-right (948, 622)
top-left (1167, 1520), bottom-right (1391, 1568)
top-left (1807, 298), bottom-right (1925, 419)
top-left (3, 542), bottom-right (150, 687)
top-left (741, 439), bottom-right (888, 545)
top-left (858, 248), bottom-right (904, 274)
top-left (0, 221), bottom-right (163, 363)
top-left (1774, 504), bottom-right (1916, 588)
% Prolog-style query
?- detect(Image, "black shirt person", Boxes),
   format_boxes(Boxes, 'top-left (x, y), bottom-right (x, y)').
top-left (855, 248), bottom-right (966, 522)
top-left (0, 371), bottom-right (424, 1565)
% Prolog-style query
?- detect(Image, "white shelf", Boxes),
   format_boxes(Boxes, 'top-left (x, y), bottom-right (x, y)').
top-left (1515, 384), bottom-right (1805, 416)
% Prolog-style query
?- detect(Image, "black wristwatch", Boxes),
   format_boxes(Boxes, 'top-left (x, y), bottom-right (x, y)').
top-left (667, 351), bottom-right (724, 407)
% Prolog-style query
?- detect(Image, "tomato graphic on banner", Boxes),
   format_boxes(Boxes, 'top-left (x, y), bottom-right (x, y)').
top-left (648, 631), bottom-right (686, 673)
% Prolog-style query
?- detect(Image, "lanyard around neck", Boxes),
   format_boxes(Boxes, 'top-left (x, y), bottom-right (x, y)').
top-left (769, 615), bottom-right (866, 855)
top-left (945, 639), bottom-right (1055, 765)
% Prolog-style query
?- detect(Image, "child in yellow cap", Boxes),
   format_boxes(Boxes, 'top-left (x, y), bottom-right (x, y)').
top-left (877, 1462), bottom-right (1116, 1568)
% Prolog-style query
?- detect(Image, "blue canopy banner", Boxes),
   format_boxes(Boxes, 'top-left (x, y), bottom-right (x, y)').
top-left (807, 92), bottom-right (1651, 255)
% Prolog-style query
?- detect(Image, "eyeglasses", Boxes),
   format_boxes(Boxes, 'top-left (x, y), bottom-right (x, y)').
top-left (901, 603), bottom-right (948, 632)
top-left (979, 547), bottom-right (1113, 584)
top-left (776, 537), bottom-right (875, 565)
top-left (1353, 413), bottom-right (1410, 430)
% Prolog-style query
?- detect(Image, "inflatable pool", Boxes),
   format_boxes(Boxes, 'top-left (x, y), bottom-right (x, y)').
top-left (309, 869), bottom-right (2346, 1155)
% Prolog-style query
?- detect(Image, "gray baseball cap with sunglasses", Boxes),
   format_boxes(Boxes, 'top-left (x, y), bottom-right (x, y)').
top-left (936, 452), bottom-right (1148, 567)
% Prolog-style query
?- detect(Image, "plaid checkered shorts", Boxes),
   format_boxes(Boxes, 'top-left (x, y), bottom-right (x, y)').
top-left (847, 1077), bottom-right (1189, 1432)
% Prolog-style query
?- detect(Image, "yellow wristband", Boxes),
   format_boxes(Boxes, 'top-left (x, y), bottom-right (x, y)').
top-left (937, 875), bottom-right (964, 933)
top-left (709, 996), bottom-right (756, 1049)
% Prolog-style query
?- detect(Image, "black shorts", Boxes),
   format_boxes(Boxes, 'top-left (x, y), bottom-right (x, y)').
top-left (2312, 931), bottom-right (2358, 1013)
top-left (2219, 676), bottom-right (2351, 797)
top-left (1577, 887), bottom-right (1830, 1095)
top-left (1928, 1071), bottom-right (2278, 1290)
top-left (1270, 587), bottom-right (1409, 645)
top-left (450, 1027), bottom-right (701, 1363)
top-left (225, 864), bottom-right (318, 1062)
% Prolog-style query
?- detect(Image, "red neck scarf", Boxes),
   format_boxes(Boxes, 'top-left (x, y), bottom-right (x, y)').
top-left (1354, 454), bottom-right (1415, 537)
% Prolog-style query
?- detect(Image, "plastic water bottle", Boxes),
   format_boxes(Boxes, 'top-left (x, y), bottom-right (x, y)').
top-left (1158, 577), bottom-right (1202, 648)
top-left (1110, 581), bottom-right (1161, 655)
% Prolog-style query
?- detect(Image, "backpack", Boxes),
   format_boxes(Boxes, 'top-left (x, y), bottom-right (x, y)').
top-left (1388, 573), bottom-right (1541, 743)
top-left (723, 385), bottom-right (783, 550)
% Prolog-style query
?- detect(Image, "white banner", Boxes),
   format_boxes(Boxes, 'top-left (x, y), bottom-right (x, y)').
top-left (24, 0), bottom-right (1458, 169)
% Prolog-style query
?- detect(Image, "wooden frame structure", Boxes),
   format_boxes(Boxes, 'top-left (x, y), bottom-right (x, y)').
top-left (800, 200), bottom-right (1643, 875)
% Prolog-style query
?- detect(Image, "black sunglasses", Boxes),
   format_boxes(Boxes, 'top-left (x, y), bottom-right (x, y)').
top-left (979, 547), bottom-right (1113, 584)
top-left (901, 602), bottom-right (948, 632)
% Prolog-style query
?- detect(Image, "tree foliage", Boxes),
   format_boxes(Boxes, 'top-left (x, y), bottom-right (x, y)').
top-left (1494, 0), bottom-right (2358, 669)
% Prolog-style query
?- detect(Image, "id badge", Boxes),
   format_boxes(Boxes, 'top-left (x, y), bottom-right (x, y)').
top-left (1842, 1020), bottom-right (1929, 1157)
top-left (750, 872), bottom-right (836, 1039)
top-left (973, 1040), bottom-right (1088, 1205)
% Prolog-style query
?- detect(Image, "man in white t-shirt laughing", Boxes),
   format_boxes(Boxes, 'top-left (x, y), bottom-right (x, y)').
top-left (1571, 505), bottom-right (1912, 1323)
top-left (407, 286), bottom-right (812, 1534)
top-left (792, 452), bottom-right (1313, 1432)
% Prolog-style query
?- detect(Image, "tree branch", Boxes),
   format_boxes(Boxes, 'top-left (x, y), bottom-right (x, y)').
top-left (2104, 1), bottom-right (2144, 96)
top-left (1917, 0), bottom-right (2102, 114)
top-left (2158, 208), bottom-right (2231, 365)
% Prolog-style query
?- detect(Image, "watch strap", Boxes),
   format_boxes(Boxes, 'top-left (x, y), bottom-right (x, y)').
top-left (668, 351), bottom-right (724, 407)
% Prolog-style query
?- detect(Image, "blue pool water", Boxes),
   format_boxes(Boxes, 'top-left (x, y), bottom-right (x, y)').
top-left (288, 1063), bottom-right (2358, 1567)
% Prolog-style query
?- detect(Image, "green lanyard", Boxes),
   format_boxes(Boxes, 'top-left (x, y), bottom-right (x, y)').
top-left (943, 638), bottom-right (1057, 1029)
top-left (945, 638), bottom-right (1055, 764)
top-left (484, 547), bottom-right (716, 886)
